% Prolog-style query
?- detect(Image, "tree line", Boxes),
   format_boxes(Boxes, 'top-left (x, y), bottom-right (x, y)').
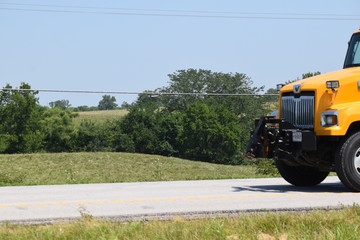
top-left (0, 69), bottom-right (279, 164)
top-left (49, 95), bottom-right (130, 112)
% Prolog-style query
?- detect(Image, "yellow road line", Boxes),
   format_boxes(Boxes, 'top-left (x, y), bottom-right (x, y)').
top-left (0, 192), bottom-right (357, 208)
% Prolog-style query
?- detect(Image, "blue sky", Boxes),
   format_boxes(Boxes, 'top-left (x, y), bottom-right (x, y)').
top-left (0, 0), bottom-right (359, 107)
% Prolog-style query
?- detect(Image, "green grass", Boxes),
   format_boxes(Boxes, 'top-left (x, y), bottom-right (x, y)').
top-left (0, 152), bottom-right (265, 186)
top-left (73, 109), bottom-right (128, 124)
top-left (1, 206), bottom-right (360, 239)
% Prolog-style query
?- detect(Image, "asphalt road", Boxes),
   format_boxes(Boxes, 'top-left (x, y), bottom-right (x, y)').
top-left (0, 176), bottom-right (359, 223)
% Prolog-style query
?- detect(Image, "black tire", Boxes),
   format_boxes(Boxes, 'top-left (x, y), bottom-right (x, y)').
top-left (335, 131), bottom-right (360, 191)
top-left (276, 160), bottom-right (329, 186)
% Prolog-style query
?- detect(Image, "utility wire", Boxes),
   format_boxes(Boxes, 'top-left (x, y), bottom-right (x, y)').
top-left (0, 7), bottom-right (359, 21)
top-left (0, 2), bottom-right (359, 17)
top-left (0, 88), bottom-right (279, 96)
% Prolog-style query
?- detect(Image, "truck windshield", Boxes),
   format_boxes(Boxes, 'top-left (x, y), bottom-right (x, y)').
top-left (344, 33), bottom-right (360, 68)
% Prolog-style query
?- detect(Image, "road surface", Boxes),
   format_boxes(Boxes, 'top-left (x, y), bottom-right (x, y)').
top-left (0, 176), bottom-right (359, 223)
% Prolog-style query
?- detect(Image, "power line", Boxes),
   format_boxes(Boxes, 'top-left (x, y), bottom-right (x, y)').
top-left (0, 7), bottom-right (359, 21)
top-left (0, 88), bottom-right (279, 97)
top-left (1, 2), bottom-right (359, 17)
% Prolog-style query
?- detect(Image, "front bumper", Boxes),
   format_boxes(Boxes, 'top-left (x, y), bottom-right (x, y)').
top-left (245, 116), bottom-right (317, 159)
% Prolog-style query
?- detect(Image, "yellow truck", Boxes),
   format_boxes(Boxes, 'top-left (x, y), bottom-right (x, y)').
top-left (246, 29), bottom-right (360, 191)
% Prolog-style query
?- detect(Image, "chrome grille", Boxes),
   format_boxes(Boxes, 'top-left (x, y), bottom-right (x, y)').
top-left (280, 95), bottom-right (314, 128)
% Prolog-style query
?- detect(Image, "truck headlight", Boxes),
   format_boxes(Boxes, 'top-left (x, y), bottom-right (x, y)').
top-left (326, 80), bottom-right (339, 93)
top-left (321, 110), bottom-right (338, 127)
top-left (326, 81), bottom-right (340, 89)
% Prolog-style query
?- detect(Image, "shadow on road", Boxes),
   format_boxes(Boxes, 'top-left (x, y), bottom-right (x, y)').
top-left (232, 182), bottom-right (353, 193)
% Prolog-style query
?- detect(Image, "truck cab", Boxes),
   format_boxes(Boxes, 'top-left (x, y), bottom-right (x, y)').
top-left (246, 29), bottom-right (360, 191)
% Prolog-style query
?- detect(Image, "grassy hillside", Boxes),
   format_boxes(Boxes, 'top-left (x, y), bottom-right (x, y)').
top-left (73, 109), bottom-right (128, 124)
top-left (0, 152), bottom-right (266, 186)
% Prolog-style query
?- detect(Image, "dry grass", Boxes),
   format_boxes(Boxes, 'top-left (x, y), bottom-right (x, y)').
top-left (73, 109), bottom-right (128, 124)
top-left (0, 206), bottom-right (359, 239)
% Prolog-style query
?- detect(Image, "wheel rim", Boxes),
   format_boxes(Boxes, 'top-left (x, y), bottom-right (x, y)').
top-left (354, 147), bottom-right (360, 175)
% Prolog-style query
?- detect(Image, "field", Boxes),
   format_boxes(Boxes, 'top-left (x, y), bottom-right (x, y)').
top-left (0, 152), bottom-right (266, 186)
top-left (0, 206), bottom-right (359, 239)
top-left (73, 109), bottom-right (128, 124)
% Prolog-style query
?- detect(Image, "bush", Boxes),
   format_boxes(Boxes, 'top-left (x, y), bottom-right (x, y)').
top-left (41, 108), bottom-right (78, 152)
top-left (154, 110), bottom-right (182, 156)
top-left (119, 101), bottom-right (245, 164)
top-left (119, 106), bottom-right (182, 156)
top-left (178, 102), bottom-right (242, 164)
top-left (120, 106), bottom-right (160, 154)
top-left (111, 132), bottom-right (135, 153)
top-left (75, 120), bottom-right (115, 152)
top-left (255, 158), bottom-right (279, 176)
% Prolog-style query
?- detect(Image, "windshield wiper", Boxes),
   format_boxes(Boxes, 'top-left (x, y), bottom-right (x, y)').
top-left (344, 63), bottom-right (360, 68)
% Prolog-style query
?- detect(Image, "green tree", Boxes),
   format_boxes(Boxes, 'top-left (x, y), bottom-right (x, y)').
top-left (156, 69), bottom-right (265, 117)
top-left (73, 105), bottom-right (89, 112)
top-left (120, 101), bottom-right (131, 109)
top-left (41, 108), bottom-right (78, 152)
top-left (120, 103), bottom-right (182, 156)
top-left (74, 120), bottom-right (114, 152)
top-left (98, 95), bottom-right (118, 110)
top-left (0, 83), bottom-right (43, 153)
top-left (120, 106), bottom-right (160, 154)
top-left (126, 69), bottom-right (269, 163)
top-left (132, 69), bottom-right (268, 139)
top-left (49, 99), bottom-right (71, 110)
top-left (111, 132), bottom-right (135, 153)
top-left (134, 91), bottom-right (162, 110)
top-left (155, 110), bottom-right (182, 156)
top-left (178, 102), bottom-right (242, 164)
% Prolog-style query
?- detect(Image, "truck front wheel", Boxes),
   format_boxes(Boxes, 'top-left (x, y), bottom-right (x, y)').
top-left (335, 131), bottom-right (360, 191)
top-left (276, 160), bottom-right (329, 186)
